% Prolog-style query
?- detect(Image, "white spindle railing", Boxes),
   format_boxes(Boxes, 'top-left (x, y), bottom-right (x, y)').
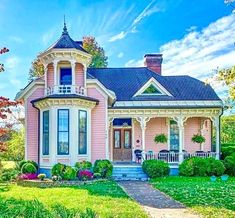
top-left (141, 151), bottom-right (217, 163)
top-left (45, 85), bottom-right (86, 96)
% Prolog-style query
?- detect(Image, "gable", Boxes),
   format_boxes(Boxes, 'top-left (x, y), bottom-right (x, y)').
top-left (133, 77), bottom-right (172, 97)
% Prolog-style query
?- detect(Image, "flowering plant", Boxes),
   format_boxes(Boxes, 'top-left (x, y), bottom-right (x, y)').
top-left (78, 170), bottom-right (93, 181)
top-left (18, 173), bottom-right (37, 180)
top-left (37, 173), bottom-right (46, 181)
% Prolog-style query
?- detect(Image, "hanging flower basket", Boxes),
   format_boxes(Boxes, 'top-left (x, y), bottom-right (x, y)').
top-left (154, 134), bottom-right (168, 144)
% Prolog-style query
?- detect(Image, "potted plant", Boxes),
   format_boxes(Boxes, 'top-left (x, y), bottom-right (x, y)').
top-left (37, 173), bottom-right (46, 181)
top-left (191, 134), bottom-right (206, 150)
top-left (210, 175), bottom-right (217, 182)
top-left (221, 174), bottom-right (229, 181)
top-left (154, 134), bottom-right (168, 144)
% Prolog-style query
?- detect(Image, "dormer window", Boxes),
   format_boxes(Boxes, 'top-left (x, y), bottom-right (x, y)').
top-left (142, 84), bottom-right (162, 95)
top-left (60, 68), bottom-right (72, 85)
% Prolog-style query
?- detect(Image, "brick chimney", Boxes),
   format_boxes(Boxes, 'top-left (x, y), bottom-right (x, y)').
top-left (144, 54), bottom-right (163, 75)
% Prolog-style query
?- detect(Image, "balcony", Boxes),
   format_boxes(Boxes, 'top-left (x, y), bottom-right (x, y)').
top-left (45, 85), bottom-right (86, 96)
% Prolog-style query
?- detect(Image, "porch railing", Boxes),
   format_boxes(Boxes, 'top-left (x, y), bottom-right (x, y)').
top-left (45, 85), bottom-right (86, 96)
top-left (142, 151), bottom-right (217, 163)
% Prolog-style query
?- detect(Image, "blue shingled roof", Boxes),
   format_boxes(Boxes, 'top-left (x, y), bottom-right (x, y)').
top-left (87, 67), bottom-right (221, 101)
top-left (51, 25), bottom-right (88, 53)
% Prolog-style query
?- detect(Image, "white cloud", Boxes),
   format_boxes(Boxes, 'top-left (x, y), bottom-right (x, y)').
top-left (10, 78), bottom-right (21, 87)
top-left (5, 56), bottom-right (20, 70)
top-left (117, 52), bottom-right (124, 58)
top-left (109, 31), bottom-right (127, 42)
top-left (109, 0), bottom-right (163, 42)
top-left (125, 59), bottom-right (144, 67)
top-left (42, 29), bottom-right (56, 46)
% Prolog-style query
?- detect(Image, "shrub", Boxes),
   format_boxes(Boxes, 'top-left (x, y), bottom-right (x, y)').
top-left (18, 160), bottom-right (38, 171)
top-left (18, 160), bottom-right (28, 170)
top-left (51, 163), bottom-right (66, 178)
top-left (142, 160), bottom-right (170, 178)
top-left (205, 157), bottom-right (225, 176)
top-left (63, 166), bottom-right (76, 180)
top-left (18, 173), bottom-right (38, 180)
top-left (37, 173), bottom-right (46, 181)
top-left (93, 172), bottom-right (101, 179)
top-left (93, 160), bottom-right (113, 178)
top-left (221, 146), bottom-right (235, 159)
top-left (223, 154), bottom-right (235, 176)
top-left (75, 161), bottom-right (92, 171)
top-left (179, 157), bottom-right (225, 176)
top-left (21, 163), bottom-right (37, 174)
top-left (0, 168), bottom-right (18, 182)
top-left (154, 134), bottom-right (168, 144)
top-left (78, 170), bottom-right (93, 181)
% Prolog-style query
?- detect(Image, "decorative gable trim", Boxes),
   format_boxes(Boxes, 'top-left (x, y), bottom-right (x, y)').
top-left (133, 77), bottom-right (172, 97)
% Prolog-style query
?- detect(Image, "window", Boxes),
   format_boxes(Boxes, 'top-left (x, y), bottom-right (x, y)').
top-left (169, 120), bottom-right (179, 151)
top-left (58, 109), bottom-right (69, 155)
top-left (114, 130), bottom-right (121, 148)
top-left (124, 130), bottom-right (131, 149)
top-left (142, 84), bottom-right (162, 95)
top-left (42, 111), bottom-right (49, 155)
top-left (60, 68), bottom-right (72, 85)
top-left (78, 110), bottom-right (87, 154)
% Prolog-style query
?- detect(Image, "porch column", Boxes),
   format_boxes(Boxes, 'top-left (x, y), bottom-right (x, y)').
top-left (108, 118), bottom-right (114, 161)
top-left (71, 60), bottom-right (76, 86)
top-left (212, 116), bottom-right (220, 160)
top-left (53, 60), bottom-right (58, 86)
top-left (43, 64), bottom-right (48, 95)
top-left (174, 116), bottom-right (186, 163)
top-left (136, 117), bottom-right (150, 151)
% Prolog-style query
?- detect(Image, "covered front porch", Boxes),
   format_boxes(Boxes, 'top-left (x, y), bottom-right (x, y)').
top-left (108, 107), bottom-right (222, 164)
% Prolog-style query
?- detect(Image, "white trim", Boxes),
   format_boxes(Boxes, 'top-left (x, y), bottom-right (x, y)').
top-left (133, 77), bottom-right (172, 97)
top-left (114, 100), bottom-right (223, 108)
top-left (24, 101), bottom-right (28, 160)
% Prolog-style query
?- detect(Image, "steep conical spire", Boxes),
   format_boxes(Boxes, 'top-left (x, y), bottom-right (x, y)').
top-left (62, 15), bottom-right (68, 35)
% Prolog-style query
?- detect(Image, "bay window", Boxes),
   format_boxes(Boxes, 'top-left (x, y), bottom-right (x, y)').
top-left (78, 110), bottom-right (87, 155)
top-left (42, 110), bottom-right (49, 155)
top-left (58, 109), bottom-right (69, 155)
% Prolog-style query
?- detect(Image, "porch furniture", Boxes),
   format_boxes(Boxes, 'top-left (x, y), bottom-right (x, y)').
top-left (134, 149), bottom-right (142, 163)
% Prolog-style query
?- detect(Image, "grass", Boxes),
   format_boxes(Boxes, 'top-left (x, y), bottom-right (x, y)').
top-left (151, 176), bottom-right (235, 218)
top-left (0, 180), bottom-right (147, 218)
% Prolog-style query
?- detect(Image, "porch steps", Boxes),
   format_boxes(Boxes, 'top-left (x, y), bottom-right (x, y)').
top-left (112, 165), bottom-right (148, 181)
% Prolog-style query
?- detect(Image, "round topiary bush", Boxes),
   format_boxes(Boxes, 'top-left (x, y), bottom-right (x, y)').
top-left (179, 157), bottom-right (225, 177)
top-left (75, 161), bottom-right (92, 171)
top-left (223, 154), bottom-right (235, 176)
top-left (21, 163), bottom-right (37, 174)
top-left (205, 157), bottom-right (225, 176)
top-left (63, 166), bottom-right (77, 180)
top-left (18, 160), bottom-right (28, 170)
top-left (51, 163), bottom-right (66, 178)
top-left (93, 160), bottom-right (113, 178)
top-left (27, 160), bottom-right (38, 169)
top-left (142, 160), bottom-right (170, 178)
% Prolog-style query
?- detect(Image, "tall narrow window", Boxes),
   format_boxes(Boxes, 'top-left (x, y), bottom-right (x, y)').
top-left (78, 110), bottom-right (87, 155)
top-left (42, 111), bottom-right (49, 155)
top-left (58, 109), bottom-right (69, 155)
top-left (60, 68), bottom-right (72, 85)
top-left (169, 120), bottom-right (179, 151)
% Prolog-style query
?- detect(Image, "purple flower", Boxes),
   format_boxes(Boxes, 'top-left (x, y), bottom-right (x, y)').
top-left (78, 170), bottom-right (93, 180)
top-left (18, 173), bottom-right (38, 180)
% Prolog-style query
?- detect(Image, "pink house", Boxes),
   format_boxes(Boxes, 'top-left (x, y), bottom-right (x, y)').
top-left (16, 23), bottom-right (223, 176)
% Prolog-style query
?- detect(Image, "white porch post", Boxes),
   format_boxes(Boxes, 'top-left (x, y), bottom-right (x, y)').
top-left (136, 117), bottom-right (150, 152)
top-left (174, 116), bottom-right (186, 163)
top-left (212, 116), bottom-right (220, 160)
top-left (50, 107), bottom-right (57, 166)
top-left (43, 64), bottom-right (48, 96)
top-left (71, 60), bottom-right (76, 85)
top-left (53, 60), bottom-right (58, 93)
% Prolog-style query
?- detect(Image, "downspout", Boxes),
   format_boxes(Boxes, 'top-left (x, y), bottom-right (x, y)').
top-left (31, 102), bottom-right (40, 172)
top-left (219, 107), bottom-right (224, 159)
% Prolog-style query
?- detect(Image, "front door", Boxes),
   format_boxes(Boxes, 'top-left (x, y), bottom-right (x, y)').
top-left (113, 128), bottom-right (132, 162)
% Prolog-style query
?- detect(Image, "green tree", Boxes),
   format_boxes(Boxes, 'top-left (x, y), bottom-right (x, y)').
top-left (2, 129), bottom-right (25, 161)
top-left (221, 115), bottom-right (235, 144)
top-left (28, 59), bottom-right (44, 81)
top-left (83, 36), bottom-right (108, 68)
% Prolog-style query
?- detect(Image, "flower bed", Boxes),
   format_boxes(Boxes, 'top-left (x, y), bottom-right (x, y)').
top-left (16, 178), bottom-right (107, 188)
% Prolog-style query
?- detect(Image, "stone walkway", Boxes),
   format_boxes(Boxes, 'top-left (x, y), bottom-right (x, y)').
top-left (118, 181), bottom-right (200, 218)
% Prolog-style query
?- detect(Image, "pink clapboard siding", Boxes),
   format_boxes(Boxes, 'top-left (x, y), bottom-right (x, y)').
top-left (75, 63), bottom-right (84, 87)
top-left (134, 117), bottom-right (212, 153)
top-left (87, 87), bottom-right (107, 162)
top-left (184, 117), bottom-right (211, 152)
top-left (47, 63), bottom-right (54, 88)
top-left (26, 87), bottom-right (44, 163)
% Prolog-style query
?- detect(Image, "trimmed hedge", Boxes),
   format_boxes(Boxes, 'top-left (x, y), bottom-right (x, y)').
top-left (223, 154), bottom-right (235, 176)
top-left (93, 160), bottom-right (113, 178)
top-left (179, 157), bottom-right (225, 176)
top-left (63, 166), bottom-right (77, 181)
top-left (221, 145), bottom-right (235, 159)
top-left (51, 163), bottom-right (66, 179)
top-left (142, 160), bottom-right (170, 178)
top-left (75, 161), bottom-right (92, 171)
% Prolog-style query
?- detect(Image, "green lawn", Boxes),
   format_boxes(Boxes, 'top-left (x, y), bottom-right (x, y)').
top-left (0, 180), bottom-right (147, 218)
top-left (151, 177), bottom-right (235, 218)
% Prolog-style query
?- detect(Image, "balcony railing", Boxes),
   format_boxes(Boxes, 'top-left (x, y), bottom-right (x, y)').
top-left (45, 85), bottom-right (86, 96)
top-left (142, 151), bottom-right (217, 163)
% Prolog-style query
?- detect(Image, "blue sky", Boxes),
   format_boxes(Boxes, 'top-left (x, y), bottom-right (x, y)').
top-left (0, 0), bottom-right (234, 100)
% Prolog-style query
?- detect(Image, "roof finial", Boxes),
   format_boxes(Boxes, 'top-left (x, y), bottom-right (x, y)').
top-left (62, 15), bottom-right (68, 35)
